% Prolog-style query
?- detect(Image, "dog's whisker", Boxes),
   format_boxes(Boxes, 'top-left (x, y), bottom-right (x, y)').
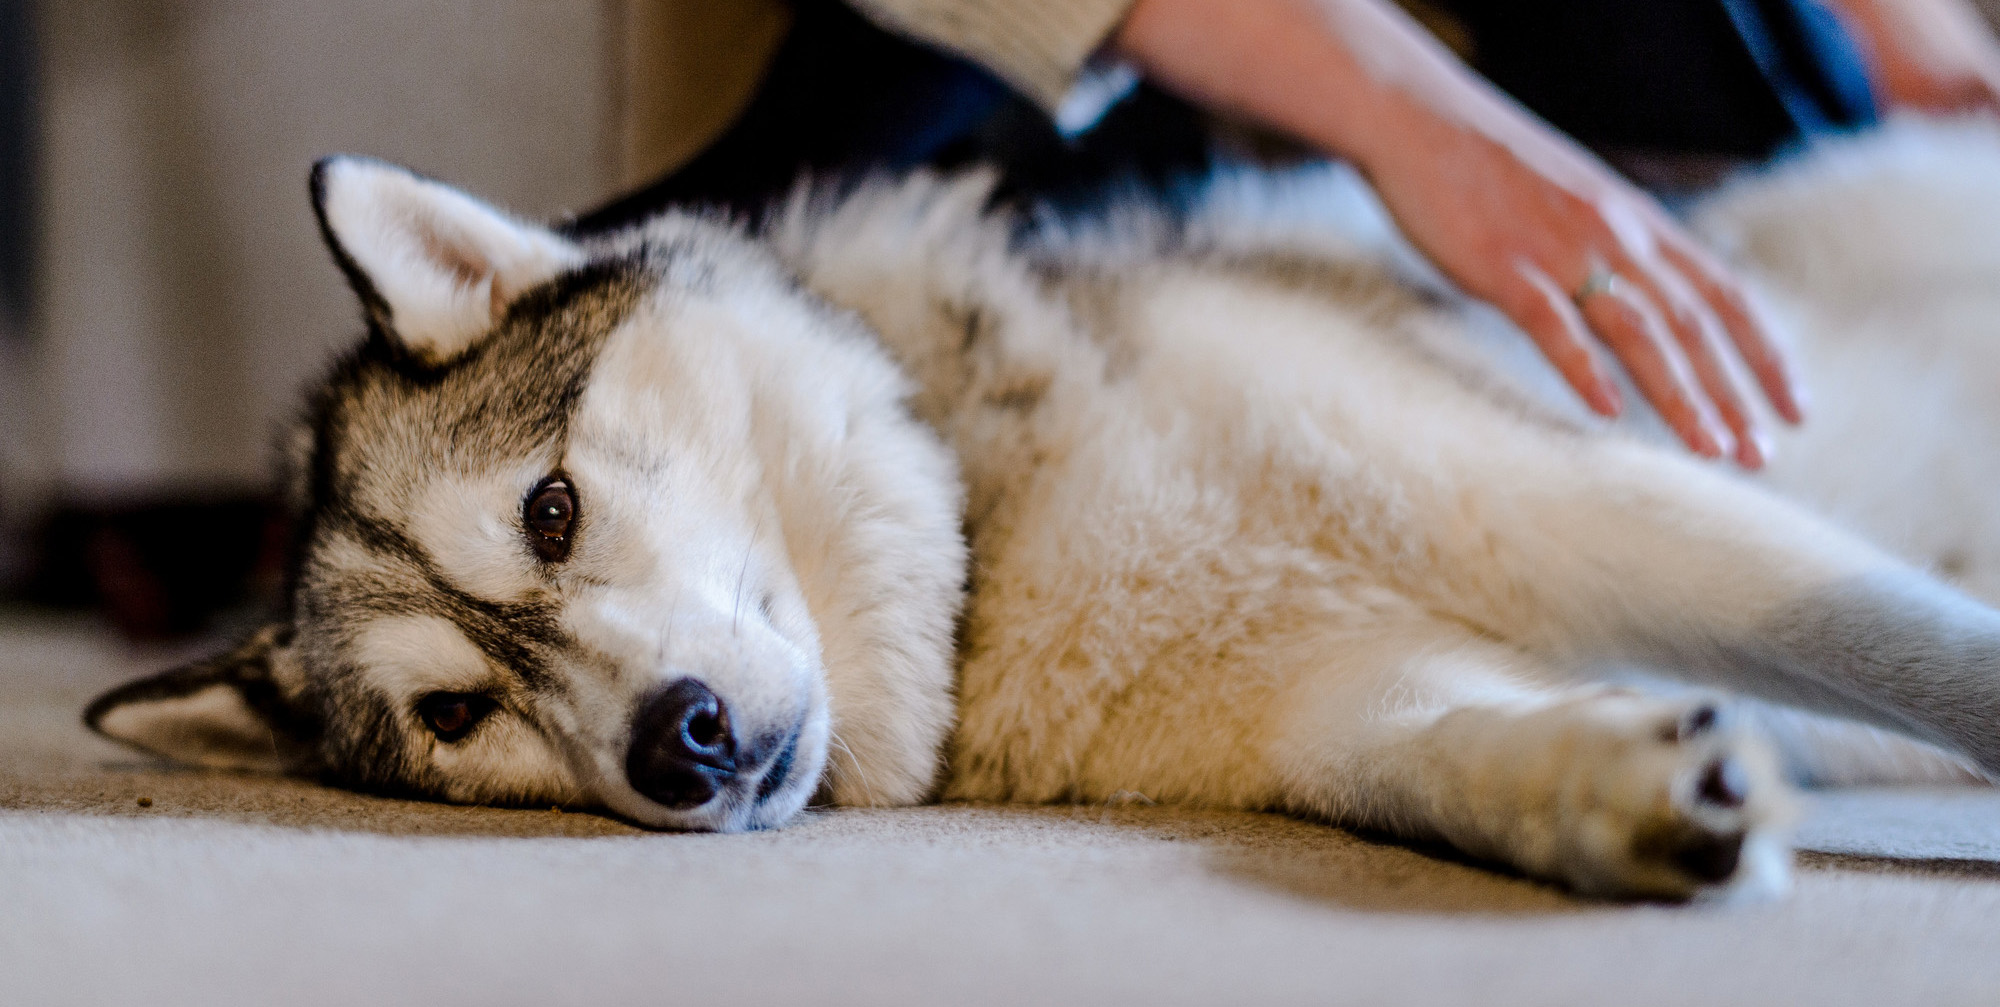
top-left (826, 729), bottom-right (874, 806)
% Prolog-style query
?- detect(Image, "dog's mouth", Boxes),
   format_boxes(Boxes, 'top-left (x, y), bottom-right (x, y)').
top-left (731, 711), bottom-right (824, 830)
top-left (753, 728), bottom-right (801, 803)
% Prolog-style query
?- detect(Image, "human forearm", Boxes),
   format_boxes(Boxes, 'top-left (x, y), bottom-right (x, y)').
top-left (1111, 0), bottom-right (1566, 180)
top-left (1821, 0), bottom-right (2000, 111)
top-left (1110, 0), bottom-right (1648, 279)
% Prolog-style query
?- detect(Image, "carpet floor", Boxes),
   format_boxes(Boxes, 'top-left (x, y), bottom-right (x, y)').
top-left (5, 612), bottom-right (1999, 1006)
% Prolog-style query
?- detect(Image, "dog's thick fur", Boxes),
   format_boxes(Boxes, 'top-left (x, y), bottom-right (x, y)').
top-left (86, 118), bottom-right (2000, 899)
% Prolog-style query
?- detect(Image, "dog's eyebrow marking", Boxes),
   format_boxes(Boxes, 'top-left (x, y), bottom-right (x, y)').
top-left (334, 507), bottom-right (432, 572)
top-left (323, 506), bottom-right (570, 694)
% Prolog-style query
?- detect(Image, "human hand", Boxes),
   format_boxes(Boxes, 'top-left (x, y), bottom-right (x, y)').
top-left (1831, 0), bottom-right (2000, 115)
top-left (1354, 87), bottom-right (1805, 466)
top-left (1115, 0), bottom-right (1805, 468)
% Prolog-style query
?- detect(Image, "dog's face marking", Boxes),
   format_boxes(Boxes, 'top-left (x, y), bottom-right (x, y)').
top-left (78, 156), bottom-right (976, 831)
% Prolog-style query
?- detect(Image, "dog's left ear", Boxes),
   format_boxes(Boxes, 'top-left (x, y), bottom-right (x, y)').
top-left (310, 155), bottom-right (583, 365)
top-left (84, 624), bottom-right (317, 773)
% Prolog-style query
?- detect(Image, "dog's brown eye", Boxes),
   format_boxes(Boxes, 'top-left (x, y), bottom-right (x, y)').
top-left (524, 477), bottom-right (577, 562)
top-left (418, 692), bottom-right (496, 743)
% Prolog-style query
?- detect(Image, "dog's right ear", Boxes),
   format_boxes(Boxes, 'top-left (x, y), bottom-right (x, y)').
top-left (310, 155), bottom-right (582, 365)
top-left (84, 624), bottom-right (317, 773)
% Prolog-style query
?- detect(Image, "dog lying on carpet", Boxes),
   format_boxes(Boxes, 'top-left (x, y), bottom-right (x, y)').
top-left (83, 119), bottom-right (2000, 899)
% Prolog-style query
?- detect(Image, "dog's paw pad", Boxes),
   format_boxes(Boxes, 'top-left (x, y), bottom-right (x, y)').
top-left (1659, 702), bottom-right (1722, 744)
top-left (1634, 808), bottom-right (1755, 889)
top-left (1543, 697), bottom-right (1794, 899)
top-left (1644, 736), bottom-right (1790, 896)
top-left (1695, 756), bottom-right (1749, 808)
top-left (1667, 828), bottom-right (1746, 883)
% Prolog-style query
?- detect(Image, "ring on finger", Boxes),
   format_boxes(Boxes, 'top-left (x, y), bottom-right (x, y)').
top-left (1573, 266), bottom-right (1626, 306)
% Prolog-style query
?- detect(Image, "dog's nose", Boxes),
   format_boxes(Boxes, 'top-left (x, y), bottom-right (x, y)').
top-left (626, 678), bottom-right (737, 809)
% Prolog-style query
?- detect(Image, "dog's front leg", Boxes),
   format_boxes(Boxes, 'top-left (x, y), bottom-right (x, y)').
top-left (1268, 629), bottom-right (1795, 899)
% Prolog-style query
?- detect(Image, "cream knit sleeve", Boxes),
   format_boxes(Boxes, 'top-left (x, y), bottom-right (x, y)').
top-left (846, 0), bottom-right (1138, 112)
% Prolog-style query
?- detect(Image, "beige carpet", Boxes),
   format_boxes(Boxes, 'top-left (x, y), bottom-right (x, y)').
top-left (5, 613), bottom-right (2000, 1006)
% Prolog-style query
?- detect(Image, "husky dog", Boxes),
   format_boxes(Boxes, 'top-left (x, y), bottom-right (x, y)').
top-left (85, 120), bottom-right (2000, 899)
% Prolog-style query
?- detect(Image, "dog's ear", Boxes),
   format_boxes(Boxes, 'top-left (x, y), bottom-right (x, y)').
top-left (84, 624), bottom-right (317, 773)
top-left (310, 155), bottom-right (582, 365)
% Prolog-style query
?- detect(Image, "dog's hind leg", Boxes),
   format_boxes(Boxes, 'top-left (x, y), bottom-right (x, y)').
top-left (1265, 620), bottom-right (1795, 899)
top-left (1434, 441), bottom-right (2000, 781)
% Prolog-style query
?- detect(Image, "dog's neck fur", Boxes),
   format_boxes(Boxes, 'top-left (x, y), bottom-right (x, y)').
top-left (767, 176), bottom-right (1105, 573)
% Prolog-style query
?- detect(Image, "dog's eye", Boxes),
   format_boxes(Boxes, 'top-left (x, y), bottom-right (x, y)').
top-left (524, 476), bottom-right (577, 562)
top-left (418, 692), bottom-right (497, 743)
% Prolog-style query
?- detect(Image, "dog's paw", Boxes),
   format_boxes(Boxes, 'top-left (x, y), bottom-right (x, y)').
top-left (1503, 695), bottom-right (1796, 900)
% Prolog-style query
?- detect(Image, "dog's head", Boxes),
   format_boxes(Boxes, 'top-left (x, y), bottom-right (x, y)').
top-left (84, 158), bottom-right (966, 830)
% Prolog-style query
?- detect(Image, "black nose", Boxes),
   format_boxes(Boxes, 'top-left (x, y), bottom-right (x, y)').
top-left (626, 678), bottom-right (737, 809)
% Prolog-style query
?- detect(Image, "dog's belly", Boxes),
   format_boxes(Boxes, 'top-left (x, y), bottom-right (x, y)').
top-left (941, 263), bottom-right (1611, 805)
top-left (1749, 292), bottom-right (2000, 605)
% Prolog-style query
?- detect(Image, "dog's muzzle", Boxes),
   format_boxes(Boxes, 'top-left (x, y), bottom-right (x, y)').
top-left (624, 678), bottom-right (797, 812)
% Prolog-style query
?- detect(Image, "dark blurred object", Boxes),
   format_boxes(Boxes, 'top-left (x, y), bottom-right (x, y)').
top-left (0, 0), bottom-right (35, 337)
top-left (568, 0), bottom-right (1211, 231)
top-left (18, 497), bottom-right (287, 639)
top-left (1431, 0), bottom-right (1878, 158)
top-left (0, 0), bottom-right (36, 601)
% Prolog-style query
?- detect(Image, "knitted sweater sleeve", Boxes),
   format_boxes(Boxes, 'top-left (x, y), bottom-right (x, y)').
top-left (846, 0), bottom-right (1138, 112)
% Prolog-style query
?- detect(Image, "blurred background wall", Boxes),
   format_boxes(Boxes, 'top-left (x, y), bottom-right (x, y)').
top-left (0, 0), bottom-right (787, 634)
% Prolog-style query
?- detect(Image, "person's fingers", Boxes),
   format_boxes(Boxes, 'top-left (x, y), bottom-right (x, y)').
top-left (1964, 71), bottom-right (2000, 115)
top-left (1658, 238), bottom-right (1806, 424)
top-left (1575, 274), bottom-right (1732, 460)
top-left (1617, 254), bottom-right (1768, 469)
top-left (1925, 66), bottom-right (2000, 114)
top-left (1506, 261), bottom-right (1622, 417)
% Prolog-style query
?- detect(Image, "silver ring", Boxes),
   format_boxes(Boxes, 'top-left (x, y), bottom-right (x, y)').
top-left (1573, 266), bottom-right (1624, 305)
